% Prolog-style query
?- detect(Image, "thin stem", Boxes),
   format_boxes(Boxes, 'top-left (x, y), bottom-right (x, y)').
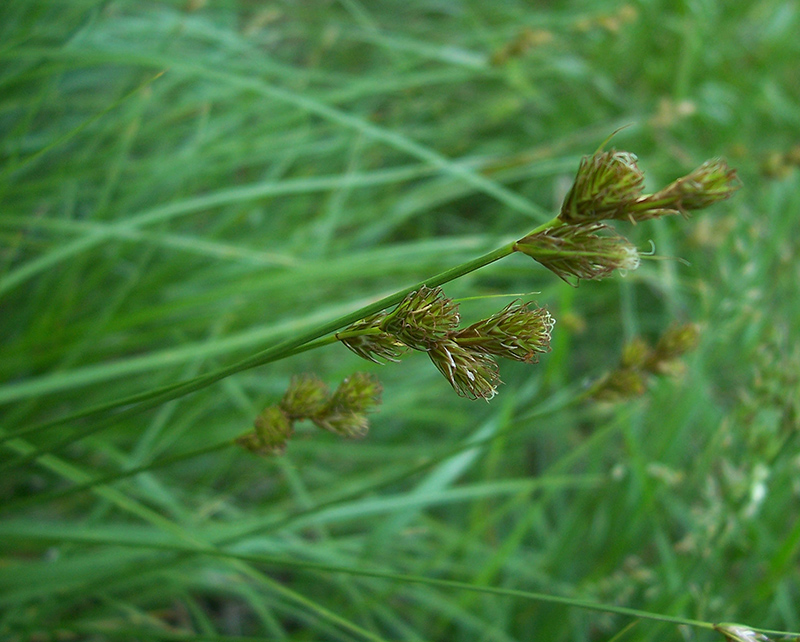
top-left (2, 235), bottom-right (533, 469)
top-left (0, 526), bottom-right (734, 634)
top-left (2, 383), bottom-right (584, 518)
top-left (0, 441), bottom-right (231, 514)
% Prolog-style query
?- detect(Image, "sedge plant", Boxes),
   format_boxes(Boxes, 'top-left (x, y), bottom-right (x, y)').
top-left (1, 142), bottom-right (740, 461)
top-left (235, 144), bottom-right (740, 454)
top-left (9, 138), bottom-right (797, 642)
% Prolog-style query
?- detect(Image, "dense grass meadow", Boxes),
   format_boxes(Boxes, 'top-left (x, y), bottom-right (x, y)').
top-left (2, 1), bottom-right (800, 640)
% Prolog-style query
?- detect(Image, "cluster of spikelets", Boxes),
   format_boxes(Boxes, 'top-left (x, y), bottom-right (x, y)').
top-left (237, 145), bottom-right (741, 456)
top-left (236, 373), bottom-right (382, 455)
top-left (514, 151), bottom-right (741, 285)
top-left (337, 288), bottom-right (555, 401)
top-left (588, 323), bottom-right (702, 401)
top-left (237, 291), bottom-right (554, 455)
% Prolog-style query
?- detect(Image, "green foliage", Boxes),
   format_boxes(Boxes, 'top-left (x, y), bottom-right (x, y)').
top-left (2, 1), bottom-right (799, 640)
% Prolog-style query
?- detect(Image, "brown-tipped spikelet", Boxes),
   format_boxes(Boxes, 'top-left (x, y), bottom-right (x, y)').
top-left (380, 286), bottom-right (460, 351)
top-left (560, 149), bottom-right (645, 224)
top-left (638, 159), bottom-right (741, 219)
top-left (428, 339), bottom-right (500, 400)
top-left (338, 289), bottom-right (556, 401)
top-left (515, 223), bottom-right (640, 285)
top-left (454, 302), bottom-right (555, 363)
top-left (337, 312), bottom-right (408, 364)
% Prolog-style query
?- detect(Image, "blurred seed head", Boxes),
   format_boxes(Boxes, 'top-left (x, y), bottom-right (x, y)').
top-left (590, 368), bottom-right (649, 402)
top-left (236, 405), bottom-right (294, 456)
top-left (620, 336), bottom-right (651, 369)
top-left (280, 374), bottom-right (330, 419)
top-left (312, 411), bottom-right (370, 439)
top-left (313, 372), bottom-right (382, 438)
top-left (331, 372), bottom-right (383, 414)
top-left (648, 322), bottom-right (701, 367)
top-left (589, 323), bottom-right (702, 402)
top-left (238, 372), bottom-right (383, 455)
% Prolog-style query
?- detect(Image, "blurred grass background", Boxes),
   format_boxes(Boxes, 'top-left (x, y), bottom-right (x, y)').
top-left (1, 0), bottom-right (799, 640)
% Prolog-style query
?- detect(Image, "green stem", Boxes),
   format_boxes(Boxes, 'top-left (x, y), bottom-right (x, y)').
top-left (0, 441), bottom-right (231, 514)
top-left (4, 233), bottom-right (549, 469)
top-left (3, 215), bottom-right (567, 471)
top-left (0, 526), bottom-right (728, 634)
top-left (2, 381), bottom-right (582, 516)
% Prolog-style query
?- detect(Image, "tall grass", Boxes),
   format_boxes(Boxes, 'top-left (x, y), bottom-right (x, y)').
top-left (2, 1), bottom-right (799, 640)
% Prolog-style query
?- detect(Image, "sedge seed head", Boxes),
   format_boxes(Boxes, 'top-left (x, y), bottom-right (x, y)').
top-left (280, 374), bottom-right (330, 419)
top-left (630, 158), bottom-right (742, 222)
top-left (427, 339), bottom-right (500, 400)
top-left (312, 411), bottom-right (370, 439)
top-left (515, 224), bottom-right (640, 285)
top-left (644, 322), bottom-right (701, 374)
top-left (651, 158), bottom-right (741, 214)
top-left (381, 286), bottom-right (460, 351)
top-left (560, 149), bottom-right (645, 224)
top-left (338, 312), bottom-right (408, 364)
top-left (312, 372), bottom-right (382, 438)
top-left (236, 405), bottom-right (294, 456)
top-left (590, 368), bottom-right (648, 402)
top-left (454, 302), bottom-right (554, 363)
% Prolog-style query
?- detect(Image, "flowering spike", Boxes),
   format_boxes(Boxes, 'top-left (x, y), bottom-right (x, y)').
top-left (427, 339), bottom-right (500, 400)
top-left (589, 368), bottom-right (648, 402)
top-left (638, 158), bottom-right (742, 218)
top-left (312, 372), bottom-right (382, 438)
top-left (644, 322), bottom-right (701, 374)
top-left (280, 374), bottom-right (330, 419)
top-left (514, 224), bottom-right (640, 285)
top-left (236, 406), bottom-right (294, 456)
top-left (589, 323), bottom-right (702, 401)
top-left (454, 302), bottom-right (555, 363)
top-left (559, 147), bottom-right (740, 224)
top-left (380, 286), bottom-right (460, 351)
top-left (560, 149), bottom-right (645, 224)
top-left (337, 312), bottom-right (408, 364)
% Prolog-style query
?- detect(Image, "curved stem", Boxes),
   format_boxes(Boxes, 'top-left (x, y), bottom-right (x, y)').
top-left (0, 441), bottom-right (231, 514)
top-left (3, 235), bottom-right (540, 469)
